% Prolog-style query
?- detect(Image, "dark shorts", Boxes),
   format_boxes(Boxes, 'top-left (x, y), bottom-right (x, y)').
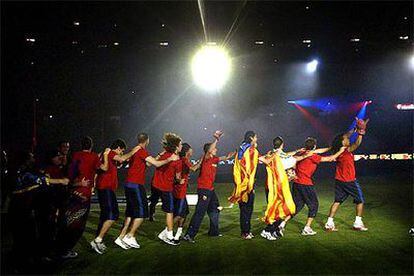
top-left (174, 197), bottom-right (189, 218)
top-left (334, 180), bottom-right (365, 204)
top-left (152, 188), bottom-right (174, 213)
top-left (97, 189), bottom-right (119, 221)
top-left (124, 183), bottom-right (149, 219)
top-left (292, 183), bottom-right (319, 218)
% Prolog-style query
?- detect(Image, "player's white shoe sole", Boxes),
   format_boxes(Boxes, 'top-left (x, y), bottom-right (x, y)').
top-left (90, 240), bottom-right (104, 255)
top-left (122, 236), bottom-right (140, 249)
top-left (115, 237), bottom-right (131, 250)
top-left (301, 228), bottom-right (317, 236)
top-left (324, 223), bottom-right (338, 232)
top-left (353, 224), bottom-right (368, 231)
top-left (260, 230), bottom-right (277, 241)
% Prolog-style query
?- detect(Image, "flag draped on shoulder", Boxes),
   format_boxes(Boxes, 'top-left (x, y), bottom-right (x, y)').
top-left (229, 142), bottom-right (259, 203)
top-left (263, 153), bottom-right (296, 224)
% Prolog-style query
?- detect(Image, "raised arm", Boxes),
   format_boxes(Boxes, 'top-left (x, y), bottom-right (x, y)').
top-left (349, 118), bottom-right (369, 152)
top-left (99, 148), bottom-right (111, 171)
top-left (207, 130), bottom-right (223, 153)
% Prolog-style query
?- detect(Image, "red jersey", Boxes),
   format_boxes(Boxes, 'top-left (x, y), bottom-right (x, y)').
top-left (69, 151), bottom-right (101, 196)
top-left (335, 149), bottom-right (356, 182)
top-left (96, 151), bottom-right (119, 191)
top-left (152, 152), bottom-right (173, 192)
top-left (126, 148), bottom-right (149, 185)
top-left (174, 158), bottom-right (192, 199)
top-left (295, 154), bottom-right (322, 185)
top-left (197, 156), bottom-right (220, 190)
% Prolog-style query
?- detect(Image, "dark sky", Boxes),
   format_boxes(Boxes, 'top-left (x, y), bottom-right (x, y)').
top-left (1, 1), bottom-right (413, 157)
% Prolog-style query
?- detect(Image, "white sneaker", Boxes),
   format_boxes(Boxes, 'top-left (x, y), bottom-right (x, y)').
top-left (114, 237), bottom-right (130, 250)
top-left (353, 222), bottom-right (368, 231)
top-left (122, 236), bottom-right (140, 249)
top-left (260, 230), bottom-right (277, 241)
top-left (325, 222), bottom-right (338, 231)
top-left (301, 227), bottom-right (317, 236)
top-left (158, 230), bottom-right (167, 240)
top-left (90, 240), bottom-right (105, 255)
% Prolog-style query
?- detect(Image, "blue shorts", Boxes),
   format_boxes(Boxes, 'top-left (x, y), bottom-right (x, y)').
top-left (173, 197), bottom-right (189, 218)
top-left (334, 180), bottom-right (365, 204)
top-left (152, 188), bottom-right (174, 213)
top-left (124, 183), bottom-right (149, 219)
top-left (97, 189), bottom-right (119, 221)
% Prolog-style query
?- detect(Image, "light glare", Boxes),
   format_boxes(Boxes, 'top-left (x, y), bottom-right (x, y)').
top-left (306, 59), bottom-right (318, 73)
top-left (191, 45), bottom-right (231, 92)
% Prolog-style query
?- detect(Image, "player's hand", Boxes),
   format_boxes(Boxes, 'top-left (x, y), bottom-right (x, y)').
top-left (78, 177), bottom-right (90, 187)
top-left (226, 151), bottom-right (236, 159)
top-left (356, 117), bottom-right (369, 135)
top-left (213, 130), bottom-right (224, 140)
top-left (104, 148), bottom-right (111, 155)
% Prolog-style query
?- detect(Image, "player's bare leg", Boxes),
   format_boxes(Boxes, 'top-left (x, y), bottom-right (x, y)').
top-left (118, 217), bottom-right (131, 239)
top-left (325, 202), bottom-right (340, 231)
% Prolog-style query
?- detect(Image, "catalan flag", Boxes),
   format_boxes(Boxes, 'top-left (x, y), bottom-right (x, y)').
top-left (263, 153), bottom-right (296, 224)
top-left (229, 142), bottom-right (259, 203)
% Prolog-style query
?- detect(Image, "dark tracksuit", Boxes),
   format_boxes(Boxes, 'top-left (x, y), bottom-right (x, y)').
top-left (186, 189), bottom-right (220, 238)
top-left (239, 192), bottom-right (255, 235)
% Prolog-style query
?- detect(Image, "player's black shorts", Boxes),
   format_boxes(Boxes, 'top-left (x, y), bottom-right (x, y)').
top-left (173, 197), bottom-right (189, 218)
top-left (292, 183), bottom-right (319, 218)
top-left (124, 183), bottom-right (149, 219)
top-left (97, 189), bottom-right (119, 221)
top-left (151, 188), bottom-right (174, 213)
top-left (334, 180), bottom-right (365, 204)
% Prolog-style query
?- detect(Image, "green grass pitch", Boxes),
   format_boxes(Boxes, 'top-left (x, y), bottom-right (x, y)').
top-left (54, 175), bottom-right (413, 275)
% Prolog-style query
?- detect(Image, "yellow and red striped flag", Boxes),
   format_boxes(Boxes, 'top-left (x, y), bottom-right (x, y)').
top-left (229, 143), bottom-right (259, 203)
top-left (263, 154), bottom-right (296, 224)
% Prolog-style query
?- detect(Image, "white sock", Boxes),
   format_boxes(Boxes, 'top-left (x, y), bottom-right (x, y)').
top-left (304, 226), bottom-right (311, 230)
top-left (95, 237), bottom-right (103, 243)
top-left (167, 230), bottom-right (174, 240)
top-left (355, 216), bottom-right (362, 224)
top-left (174, 227), bottom-right (183, 240)
top-left (279, 221), bottom-right (286, 229)
top-left (327, 217), bottom-right (334, 224)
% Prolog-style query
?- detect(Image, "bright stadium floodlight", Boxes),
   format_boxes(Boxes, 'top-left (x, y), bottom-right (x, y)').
top-left (191, 45), bottom-right (231, 92)
top-left (306, 59), bottom-right (318, 73)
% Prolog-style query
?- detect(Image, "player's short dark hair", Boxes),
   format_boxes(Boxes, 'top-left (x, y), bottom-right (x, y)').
top-left (332, 133), bottom-right (346, 154)
top-left (137, 133), bottom-right (149, 144)
top-left (162, 133), bottom-right (182, 153)
top-left (59, 140), bottom-right (70, 146)
top-left (110, 139), bottom-right (127, 150)
top-left (243, 131), bottom-right (256, 143)
top-left (203, 143), bottom-right (212, 154)
top-left (273, 136), bottom-right (284, 149)
top-left (304, 137), bottom-right (317, 150)
top-left (180, 143), bottom-right (192, 158)
top-left (81, 136), bottom-right (93, 150)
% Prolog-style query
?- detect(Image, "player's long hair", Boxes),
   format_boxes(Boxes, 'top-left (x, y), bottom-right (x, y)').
top-left (162, 133), bottom-right (182, 153)
top-left (331, 133), bottom-right (346, 154)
